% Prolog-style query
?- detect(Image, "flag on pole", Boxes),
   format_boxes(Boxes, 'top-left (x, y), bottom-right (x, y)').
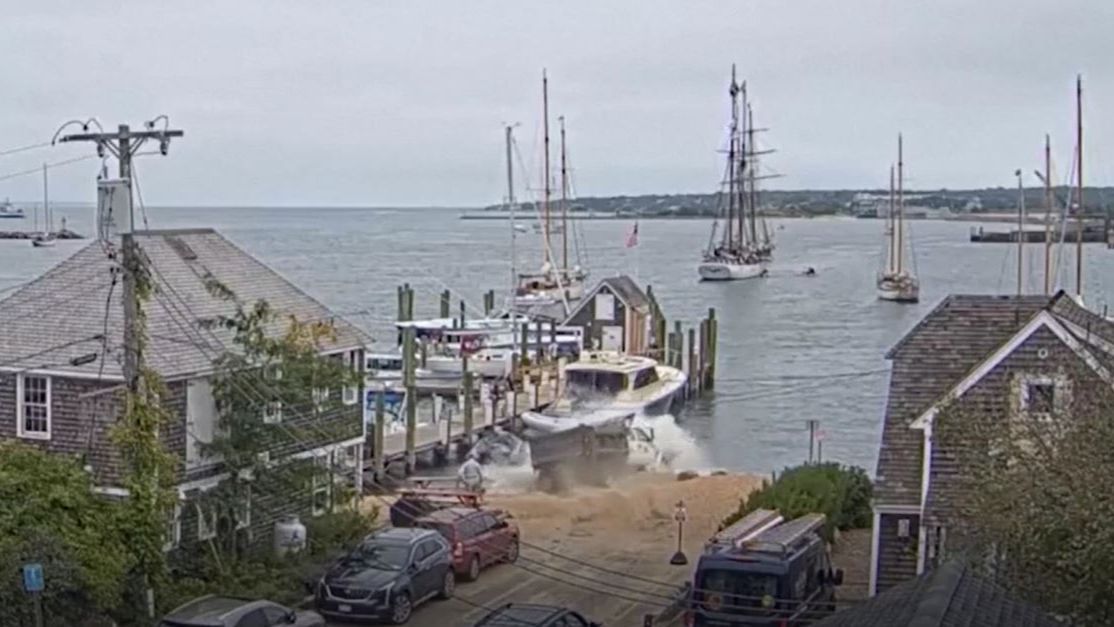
top-left (625, 221), bottom-right (639, 248)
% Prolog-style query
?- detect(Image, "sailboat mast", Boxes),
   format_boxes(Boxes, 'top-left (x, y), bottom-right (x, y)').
top-left (737, 77), bottom-right (747, 247)
top-left (542, 70), bottom-right (552, 267)
top-left (1075, 74), bottom-right (1084, 297)
top-left (1043, 134), bottom-right (1052, 295)
top-left (747, 103), bottom-right (758, 246)
top-left (505, 124), bottom-right (517, 299)
top-left (897, 134), bottom-right (904, 275)
top-left (726, 66), bottom-right (739, 251)
top-left (888, 165), bottom-right (896, 273)
top-left (559, 116), bottom-right (569, 273)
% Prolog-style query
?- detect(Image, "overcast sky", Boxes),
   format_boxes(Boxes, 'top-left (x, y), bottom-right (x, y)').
top-left (3, 0), bottom-right (1112, 207)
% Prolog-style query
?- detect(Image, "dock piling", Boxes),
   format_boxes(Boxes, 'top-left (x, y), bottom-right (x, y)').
top-left (462, 357), bottom-right (474, 446)
top-left (403, 327), bottom-right (417, 471)
top-left (440, 289), bottom-right (451, 318)
top-left (372, 390), bottom-right (385, 481)
top-left (705, 307), bottom-right (717, 390)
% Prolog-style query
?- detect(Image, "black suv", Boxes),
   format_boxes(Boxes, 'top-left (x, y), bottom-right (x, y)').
top-left (473, 604), bottom-right (601, 627)
top-left (316, 527), bottom-right (454, 624)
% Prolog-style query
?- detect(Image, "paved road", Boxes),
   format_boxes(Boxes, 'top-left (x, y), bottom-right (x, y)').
top-left (324, 549), bottom-right (685, 627)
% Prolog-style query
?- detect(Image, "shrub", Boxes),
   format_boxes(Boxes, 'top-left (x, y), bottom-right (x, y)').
top-left (721, 463), bottom-right (873, 541)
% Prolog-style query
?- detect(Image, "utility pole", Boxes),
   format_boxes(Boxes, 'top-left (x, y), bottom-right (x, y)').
top-left (58, 121), bottom-right (183, 619)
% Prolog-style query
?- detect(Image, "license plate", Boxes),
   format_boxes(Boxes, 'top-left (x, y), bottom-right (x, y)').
top-left (338, 604), bottom-right (352, 613)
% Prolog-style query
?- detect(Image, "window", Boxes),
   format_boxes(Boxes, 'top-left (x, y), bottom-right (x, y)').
top-left (593, 292), bottom-right (615, 321)
top-left (928, 525), bottom-right (947, 567)
top-left (262, 401), bottom-right (283, 424)
top-left (342, 350), bottom-right (360, 405)
top-left (1025, 382), bottom-right (1055, 414)
top-left (16, 375), bottom-right (50, 439)
top-left (235, 489), bottom-right (251, 531)
top-left (340, 443), bottom-right (361, 470)
top-left (632, 367), bottom-right (659, 390)
top-left (897, 518), bottom-right (911, 538)
top-left (163, 504), bottom-right (182, 551)
top-left (312, 386), bottom-right (330, 411)
top-left (311, 452), bottom-right (332, 516)
top-left (262, 366), bottom-right (283, 424)
top-left (195, 502), bottom-right (217, 540)
top-left (1018, 374), bottom-right (1068, 417)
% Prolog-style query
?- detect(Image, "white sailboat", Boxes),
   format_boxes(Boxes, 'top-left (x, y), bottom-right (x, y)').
top-left (698, 66), bottom-right (773, 281)
top-left (31, 164), bottom-right (56, 248)
top-left (877, 135), bottom-right (919, 303)
top-left (516, 71), bottom-right (587, 306)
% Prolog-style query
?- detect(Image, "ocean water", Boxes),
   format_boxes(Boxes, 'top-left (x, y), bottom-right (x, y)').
top-left (5, 206), bottom-right (1113, 475)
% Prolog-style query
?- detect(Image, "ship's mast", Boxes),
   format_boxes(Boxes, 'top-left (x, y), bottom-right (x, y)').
top-left (1043, 134), bottom-right (1053, 295)
top-left (505, 124), bottom-right (517, 299)
top-left (542, 70), bottom-right (552, 267)
top-left (897, 134), bottom-right (904, 275)
top-left (1075, 74), bottom-right (1084, 297)
top-left (559, 116), bottom-right (569, 273)
top-left (747, 103), bottom-right (758, 247)
top-left (888, 165), bottom-right (896, 274)
top-left (726, 66), bottom-right (739, 251)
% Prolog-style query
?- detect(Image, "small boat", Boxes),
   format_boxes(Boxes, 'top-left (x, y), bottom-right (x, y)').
top-left (30, 234), bottom-right (56, 248)
top-left (365, 352), bottom-right (461, 395)
top-left (877, 135), bottom-right (920, 303)
top-left (0, 198), bottom-right (24, 219)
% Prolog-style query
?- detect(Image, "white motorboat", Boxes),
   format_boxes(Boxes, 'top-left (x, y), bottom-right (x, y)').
top-left (520, 407), bottom-right (634, 433)
top-left (877, 135), bottom-right (920, 303)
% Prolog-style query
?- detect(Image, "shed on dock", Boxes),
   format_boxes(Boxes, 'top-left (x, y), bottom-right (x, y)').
top-left (562, 275), bottom-right (652, 354)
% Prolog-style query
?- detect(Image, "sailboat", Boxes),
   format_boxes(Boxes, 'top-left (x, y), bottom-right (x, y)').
top-left (877, 135), bottom-right (918, 302)
top-left (31, 164), bottom-right (56, 248)
top-left (698, 66), bottom-right (773, 281)
top-left (516, 71), bottom-right (587, 305)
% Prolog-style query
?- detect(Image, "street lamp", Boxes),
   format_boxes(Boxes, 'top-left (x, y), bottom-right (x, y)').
top-left (670, 500), bottom-right (688, 565)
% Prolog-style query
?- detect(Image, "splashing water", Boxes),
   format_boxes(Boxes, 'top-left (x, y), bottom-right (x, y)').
top-left (631, 411), bottom-right (711, 472)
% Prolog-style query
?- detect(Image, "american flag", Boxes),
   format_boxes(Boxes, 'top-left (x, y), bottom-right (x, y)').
top-left (625, 221), bottom-right (639, 248)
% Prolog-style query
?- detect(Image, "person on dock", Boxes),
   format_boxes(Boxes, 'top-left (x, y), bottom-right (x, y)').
top-left (457, 452), bottom-right (485, 493)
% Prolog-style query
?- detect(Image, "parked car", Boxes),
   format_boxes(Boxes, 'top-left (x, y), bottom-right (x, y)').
top-left (415, 506), bottom-right (520, 581)
top-left (159, 595), bottom-right (324, 627)
top-left (473, 603), bottom-right (601, 626)
top-left (316, 527), bottom-right (454, 624)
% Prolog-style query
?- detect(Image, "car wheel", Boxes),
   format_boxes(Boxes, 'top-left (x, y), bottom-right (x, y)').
top-left (389, 591), bottom-right (412, 625)
top-left (505, 539), bottom-right (520, 563)
top-left (438, 568), bottom-right (456, 599)
top-left (466, 554), bottom-right (481, 581)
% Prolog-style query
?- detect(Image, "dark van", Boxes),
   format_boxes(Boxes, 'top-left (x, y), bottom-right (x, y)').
top-left (687, 511), bottom-right (842, 626)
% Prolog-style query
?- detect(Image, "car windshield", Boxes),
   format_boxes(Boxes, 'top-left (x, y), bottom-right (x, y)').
top-left (699, 569), bottom-right (779, 611)
top-left (345, 542), bottom-right (410, 570)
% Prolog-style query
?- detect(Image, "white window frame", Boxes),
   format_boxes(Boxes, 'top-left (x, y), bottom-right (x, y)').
top-left (594, 292), bottom-right (615, 321)
top-left (262, 401), bottom-right (283, 424)
top-left (341, 443), bottom-right (360, 470)
top-left (342, 350), bottom-right (359, 406)
top-left (163, 503), bottom-right (182, 551)
top-left (1018, 374), bottom-right (1066, 418)
top-left (235, 488), bottom-right (251, 531)
top-left (195, 502), bottom-right (217, 541)
top-left (312, 386), bottom-right (330, 411)
top-left (16, 374), bottom-right (51, 440)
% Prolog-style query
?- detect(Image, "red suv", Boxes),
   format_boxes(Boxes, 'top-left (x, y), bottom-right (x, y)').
top-left (416, 507), bottom-right (520, 581)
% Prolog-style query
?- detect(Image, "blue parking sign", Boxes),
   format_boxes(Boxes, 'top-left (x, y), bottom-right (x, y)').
top-left (22, 563), bottom-right (44, 593)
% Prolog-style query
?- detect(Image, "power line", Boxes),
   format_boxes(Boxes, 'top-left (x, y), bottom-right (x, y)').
top-left (0, 154), bottom-right (98, 183)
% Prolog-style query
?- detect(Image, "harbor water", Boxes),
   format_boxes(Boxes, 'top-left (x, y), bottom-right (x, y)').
top-left (5, 206), bottom-right (1114, 475)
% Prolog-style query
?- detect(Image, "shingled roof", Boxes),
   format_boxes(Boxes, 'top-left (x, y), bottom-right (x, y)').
top-left (875, 294), bottom-right (1052, 506)
top-left (0, 229), bottom-right (370, 380)
top-left (814, 560), bottom-right (1063, 626)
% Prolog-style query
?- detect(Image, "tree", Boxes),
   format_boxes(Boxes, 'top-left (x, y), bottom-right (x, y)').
top-left (0, 443), bottom-right (132, 626)
top-left (934, 359), bottom-right (1114, 626)
top-left (198, 279), bottom-right (363, 561)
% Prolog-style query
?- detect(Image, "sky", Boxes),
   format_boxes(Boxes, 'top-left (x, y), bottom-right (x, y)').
top-left (2, 0), bottom-right (1113, 207)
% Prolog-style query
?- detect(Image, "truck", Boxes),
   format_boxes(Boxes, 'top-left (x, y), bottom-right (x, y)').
top-left (525, 423), bottom-right (630, 492)
top-left (687, 510), bottom-right (843, 626)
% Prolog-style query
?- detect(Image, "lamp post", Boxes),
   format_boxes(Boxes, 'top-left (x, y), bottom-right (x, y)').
top-left (670, 500), bottom-right (689, 565)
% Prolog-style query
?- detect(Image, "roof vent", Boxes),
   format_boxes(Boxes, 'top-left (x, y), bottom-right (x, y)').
top-left (166, 236), bottom-right (198, 261)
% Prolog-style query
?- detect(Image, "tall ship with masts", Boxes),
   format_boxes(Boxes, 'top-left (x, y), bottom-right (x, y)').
top-left (516, 70), bottom-right (588, 306)
top-left (877, 134), bottom-right (919, 302)
top-left (698, 66), bottom-right (774, 282)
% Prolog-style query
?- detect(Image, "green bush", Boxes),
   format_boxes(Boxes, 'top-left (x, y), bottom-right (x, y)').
top-left (721, 463), bottom-right (873, 541)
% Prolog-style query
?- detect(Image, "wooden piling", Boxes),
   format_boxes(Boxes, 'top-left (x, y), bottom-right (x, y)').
top-left (705, 307), bottom-right (717, 390)
top-left (687, 328), bottom-right (696, 398)
top-left (673, 321), bottom-right (683, 370)
top-left (403, 327), bottom-right (417, 471)
top-left (440, 289), bottom-right (451, 318)
top-left (697, 319), bottom-right (708, 394)
top-left (459, 300), bottom-right (466, 328)
top-left (419, 339), bottom-right (428, 369)
top-left (462, 355), bottom-right (474, 446)
top-left (484, 290), bottom-right (495, 315)
top-left (535, 320), bottom-right (544, 364)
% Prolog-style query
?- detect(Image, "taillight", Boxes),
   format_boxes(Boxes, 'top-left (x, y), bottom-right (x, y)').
top-left (453, 542), bottom-right (463, 558)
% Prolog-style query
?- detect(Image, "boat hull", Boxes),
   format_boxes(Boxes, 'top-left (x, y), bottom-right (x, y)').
top-left (877, 276), bottom-right (919, 303)
top-left (698, 261), bottom-right (766, 281)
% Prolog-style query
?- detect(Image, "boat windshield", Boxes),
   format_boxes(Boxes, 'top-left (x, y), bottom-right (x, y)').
top-left (567, 369), bottom-right (625, 397)
top-left (631, 367), bottom-right (659, 390)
